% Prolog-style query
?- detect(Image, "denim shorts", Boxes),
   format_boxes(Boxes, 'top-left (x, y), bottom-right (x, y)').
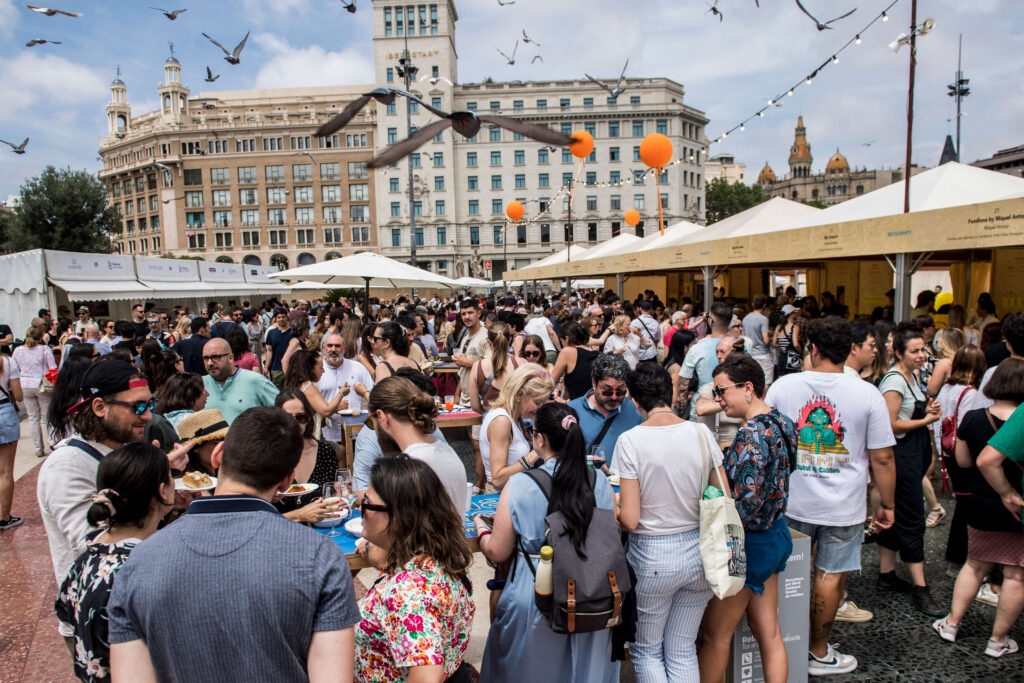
top-left (744, 516), bottom-right (793, 594)
top-left (786, 517), bottom-right (863, 574)
top-left (0, 402), bottom-right (20, 444)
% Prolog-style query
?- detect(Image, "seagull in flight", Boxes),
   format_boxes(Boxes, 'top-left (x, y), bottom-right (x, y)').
top-left (316, 87), bottom-right (432, 137)
top-left (419, 74), bottom-right (453, 86)
top-left (496, 41), bottom-right (518, 65)
top-left (25, 4), bottom-right (81, 17)
top-left (25, 38), bottom-right (60, 46)
top-left (202, 31), bottom-right (250, 65)
top-left (862, 141), bottom-right (874, 147)
top-left (366, 107), bottom-right (578, 168)
top-left (1, 138), bottom-right (29, 154)
top-left (205, 66), bottom-right (219, 82)
top-left (706, 1), bottom-right (723, 22)
top-left (585, 59), bottom-right (630, 101)
top-left (794, 0), bottom-right (855, 31)
top-left (521, 29), bottom-right (540, 46)
top-left (497, 0), bottom-right (516, 5)
top-left (150, 7), bottom-right (187, 20)
top-left (161, 195), bottom-right (186, 204)
top-left (531, 55), bottom-right (543, 64)
top-left (340, 0), bottom-right (356, 13)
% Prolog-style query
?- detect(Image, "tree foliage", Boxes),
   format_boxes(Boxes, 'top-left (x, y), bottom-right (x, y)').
top-left (704, 178), bottom-right (769, 224)
top-left (3, 166), bottom-right (121, 254)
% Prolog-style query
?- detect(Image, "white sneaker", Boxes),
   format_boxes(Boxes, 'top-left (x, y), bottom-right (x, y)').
top-left (985, 637), bottom-right (1018, 658)
top-left (808, 644), bottom-right (858, 676)
top-left (932, 616), bottom-right (958, 643)
top-left (975, 583), bottom-right (999, 607)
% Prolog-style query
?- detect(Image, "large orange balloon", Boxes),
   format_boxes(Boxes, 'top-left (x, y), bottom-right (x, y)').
top-left (640, 133), bottom-right (673, 168)
top-left (570, 130), bottom-right (594, 159)
top-left (506, 200), bottom-right (525, 222)
top-left (624, 209), bottom-right (640, 226)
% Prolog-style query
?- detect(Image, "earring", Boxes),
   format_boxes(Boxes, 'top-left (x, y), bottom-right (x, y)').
top-left (745, 394), bottom-right (752, 404)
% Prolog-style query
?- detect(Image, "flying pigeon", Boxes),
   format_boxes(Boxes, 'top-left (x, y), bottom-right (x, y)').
top-left (341, 0), bottom-right (356, 13)
top-left (521, 29), bottom-right (540, 46)
top-left (794, 0), bottom-right (855, 31)
top-left (585, 59), bottom-right (630, 101)
top-left (706, 0), bottom-right (722, 22)
top-left (25, 38), bottom-right (61, 46)
top-left (202, 31), bottom-right (249, 65)
top-left (367, 108), bottom-right (577, 168)
top-left (205, 66), bottom-right (219, 82)
top-left (24, 4), bottom-right (81, 17)
top-left (531, 55), bottom-right (543, 64)
top-left (1, 138), bottom-right (29, 154)
top-left (496, 0), bottom-right (515, 5)
top-left (161, 195), bottom-right (186, 204)
top-left (497, 40), bottom-right (518, 65)
top-left (316, 87), bottom-right (436, 137)
top-left (419, 74), bottom-right (453, 86)
top-left (150, 7), bottom-right (187, 20)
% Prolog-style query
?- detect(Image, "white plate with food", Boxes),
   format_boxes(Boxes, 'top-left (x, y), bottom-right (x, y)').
top-left (344, 518), bottom-right (363, 538)
top-left (312, 507), bottom-right (350, 529)
top-left (175, 472), bottom-right (217, 492)
top-left (280, 482), bottom-right (319, 497)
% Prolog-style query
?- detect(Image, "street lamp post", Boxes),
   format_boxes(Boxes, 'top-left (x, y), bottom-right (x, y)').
top-left (946, 34), bottom-right (970, 162)
top-left (395, 45), bottom-right (419, 268)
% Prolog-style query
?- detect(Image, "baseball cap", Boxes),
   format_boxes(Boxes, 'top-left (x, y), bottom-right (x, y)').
top-left (67, 359), bottom-right (148, 414)
top-left (781, 304), bottom-right (796, 315)
top-left (77, 306), bottom-right (89, 313)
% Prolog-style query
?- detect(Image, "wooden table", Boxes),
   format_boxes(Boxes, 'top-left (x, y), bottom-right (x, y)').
top-left (339, 408), bottom-right (483, 463)
top-left (314, 493), bottom-right (498, 570)
top-left (431, 361), bottom-right (460, 374)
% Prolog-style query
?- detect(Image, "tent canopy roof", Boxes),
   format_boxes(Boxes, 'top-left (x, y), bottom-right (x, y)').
top-left (577, 233), bottom-right (642, 260)
top-left (690, 197), bottom-right (821, 242)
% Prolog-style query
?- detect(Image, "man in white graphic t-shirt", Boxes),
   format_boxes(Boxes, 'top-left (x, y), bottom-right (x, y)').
top-left (766, 316), bottom-right (896, 677)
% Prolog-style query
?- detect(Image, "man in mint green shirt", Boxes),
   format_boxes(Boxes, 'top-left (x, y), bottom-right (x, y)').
top-left (201, 338), bottom-right (279, 424)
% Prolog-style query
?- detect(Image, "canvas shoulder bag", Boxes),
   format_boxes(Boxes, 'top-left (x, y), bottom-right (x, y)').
top-left (698, 442), bottom-right (747, 599)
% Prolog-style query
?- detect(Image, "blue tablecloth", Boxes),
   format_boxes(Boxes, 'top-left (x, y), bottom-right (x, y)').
top-left (314, 493), bottom-right (500, 554)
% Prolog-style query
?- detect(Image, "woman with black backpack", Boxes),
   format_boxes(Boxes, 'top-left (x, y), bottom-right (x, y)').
top-left (476, 401), bottom-right (620, 682)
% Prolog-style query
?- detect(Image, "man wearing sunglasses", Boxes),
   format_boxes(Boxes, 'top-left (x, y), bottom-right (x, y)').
top-left (38, 360), bottom-right (191, 649)
top-left (567, 353), bottom-right (643, 469)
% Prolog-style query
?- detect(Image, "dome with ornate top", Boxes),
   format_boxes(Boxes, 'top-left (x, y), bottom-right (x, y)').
top-left (757, 162), bottom-right (777, 185)
top-left (826, 148), bottom-right (850, 174)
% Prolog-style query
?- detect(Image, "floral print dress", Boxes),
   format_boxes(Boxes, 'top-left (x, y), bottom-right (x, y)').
top-left (54, 535), bottom-right (139, 682)
top-left (355, 555), bottom-right (474, 682)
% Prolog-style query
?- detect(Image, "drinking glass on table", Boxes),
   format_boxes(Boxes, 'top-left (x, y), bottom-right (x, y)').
top-left (444, 394), bottom-right (455, 411)
top-left (336, 468), bottom-right (355, 507)
top-left (322, 483), bottom-right (343, 537)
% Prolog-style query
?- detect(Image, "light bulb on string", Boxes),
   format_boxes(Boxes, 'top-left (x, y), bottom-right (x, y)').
top-left (832, 55), bottom-right (839, 64)
top-left (757, 110), bottom-right (765, 117)
top-left (855, 34), bottom-right (861, 44)
top-left (767, 98), bottom-right (774, 105)
top-left (787, 89), bottom-right (794, 96)
top-left (881, 11), bottom-right (888, 21)
top-left (740, 123), bottom-right (745, 131)
top-left (806, 76), bottom-right (813, 84)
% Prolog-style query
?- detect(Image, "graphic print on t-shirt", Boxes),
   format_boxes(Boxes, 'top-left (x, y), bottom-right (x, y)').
top-left (796, 395), bottom-right (849, 475)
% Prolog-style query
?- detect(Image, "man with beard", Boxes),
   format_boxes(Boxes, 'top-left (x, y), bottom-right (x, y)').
top-left (567, 353), bottom-right (643, 469)
top-left (37, 360), bottom-right (190, 646)
top-left (316, 334), bottom-right (372, 467)
top-left (201, 338), bottom-right (279, 424)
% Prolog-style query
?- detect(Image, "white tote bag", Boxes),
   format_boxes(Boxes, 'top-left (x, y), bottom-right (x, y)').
top-left (698, 449), bottom-right (747, 599)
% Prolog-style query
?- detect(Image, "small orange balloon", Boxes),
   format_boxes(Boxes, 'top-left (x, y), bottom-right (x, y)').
top-left (624, 209), bottom-right (640, 226)
top-left (570, 130), bottom-right (594, 159)
top-left (640, 133), bottom-right (673, 169)
top-left (506, 200), bottom-right (525, 222)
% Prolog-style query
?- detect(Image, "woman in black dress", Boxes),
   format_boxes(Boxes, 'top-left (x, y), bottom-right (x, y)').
top-left (274, 388), bottom-right (341, 524)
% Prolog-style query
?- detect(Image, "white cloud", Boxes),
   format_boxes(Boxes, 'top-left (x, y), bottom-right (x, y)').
top-left (0, 53), bottom-right (106, 122)
top-left (253, 34), bottom-right (373, 88)
top-left (0, 0), bottom-right (18, 39)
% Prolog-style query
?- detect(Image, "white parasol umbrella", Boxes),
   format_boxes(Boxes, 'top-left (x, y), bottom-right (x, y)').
top-left (455, 276), bottom-right (494, 288)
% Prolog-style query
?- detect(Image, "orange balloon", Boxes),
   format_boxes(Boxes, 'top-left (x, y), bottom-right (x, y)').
top-left (624, 209), bottom-right (640, 226)
top-left (506, 200), bottom-right (525, 222)
top-left (570, 130), bottom-right (594, 159)
top-left (640, 133), bottom-right (673, 168)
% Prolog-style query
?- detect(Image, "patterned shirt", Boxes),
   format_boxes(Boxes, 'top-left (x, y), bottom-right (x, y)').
top-left (722, 410), bottom-right (797, 531)
top-left (54, 535), bottom-right (139, 682)
top-left (355, 555), bottom-right (474, 682)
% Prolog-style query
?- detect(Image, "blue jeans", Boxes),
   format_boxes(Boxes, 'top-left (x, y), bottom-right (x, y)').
top-left (627, 530), bottom-right (712, 683)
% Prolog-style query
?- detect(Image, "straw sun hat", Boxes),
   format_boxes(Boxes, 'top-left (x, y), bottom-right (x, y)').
top-left (176, 409), bottom-right (230, 445)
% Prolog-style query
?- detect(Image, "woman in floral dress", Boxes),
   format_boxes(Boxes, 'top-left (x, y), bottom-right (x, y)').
top-left (54, 442), bottom-right (174, 682)
top-left (354, 455), bottom-right (475, 682)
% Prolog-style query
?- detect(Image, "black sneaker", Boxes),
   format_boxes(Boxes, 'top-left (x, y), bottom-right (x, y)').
top-left (877, 571), bottom-right (912, 593)
top-left (912, 585), bottom-right (944, 617)
top-left (0, 516), bottom-right (23, 530)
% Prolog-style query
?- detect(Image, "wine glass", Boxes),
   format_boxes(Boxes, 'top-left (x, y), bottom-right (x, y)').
top-left (336, 468), bottom-right (355, 508)
top-left (588, 445), bottom-right (607, 471)
top-left (322, 483), bottom-right (342, 537)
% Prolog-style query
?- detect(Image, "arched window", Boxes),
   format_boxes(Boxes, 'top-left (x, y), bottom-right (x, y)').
top-left (216, 256), bottom-right (234, 263)
top-left (297, 253), bottom-right (316, 266)
top-left (163, 95), bottom-right (171, 110)
top-left (325, 251), bottom-right (342, 260)
top-left (116, 114), bottom-right (127, 131)
top-left (271, 254), bottom-right (289, 270)
top-left (243, 255), bottom-right (262, 266)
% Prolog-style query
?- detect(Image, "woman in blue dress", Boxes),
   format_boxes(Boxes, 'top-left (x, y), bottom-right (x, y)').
top-left (474, 401), bottom-right (619, 683)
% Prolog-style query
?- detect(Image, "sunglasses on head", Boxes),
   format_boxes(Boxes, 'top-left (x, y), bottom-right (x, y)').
top-left (105, 397), bottom-right (158, 416)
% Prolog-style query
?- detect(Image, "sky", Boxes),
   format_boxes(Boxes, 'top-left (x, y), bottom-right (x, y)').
top-left (0, 0), bottom-right (1022, 203)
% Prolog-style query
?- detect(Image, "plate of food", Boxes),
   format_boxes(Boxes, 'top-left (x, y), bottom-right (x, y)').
top-left (607, 475), bottom-right (621, 487)
top-left (338, 408), bottom-right (368, 416)
top-left (280, 482), bottom-right (319, 497)
top-left (344, 518), bottom-right (363, 538)
top-left (312, 506), bottom-right (350, 529)
top-left (175, 472), bottom-right (217, 492)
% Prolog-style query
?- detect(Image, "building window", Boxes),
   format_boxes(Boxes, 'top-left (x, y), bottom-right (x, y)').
top-left (560, 123), bottom-right (572, 136)
top-left (323, 206), bottom-right (341, 224)
top-left (345, 134), bottom-right (367, 147)
top-left (321, 185), bottom-right (341, 202)
top-left (586, 196), bottom-right (597, 211)
top-left (386, 102), bottom-right (396, 115)
top-left (432, 175), bottom-right (445, 192)
top-left (390, 202), bottom-right (401, 217)
top-left (660, 194), bottom-right (669, 209)
top-left (611, 221), bottom-right (621, 237)
top-left (610, 195), bottom-right (621, 210)
top-left (289, 186), bottom-right (310, 204)
top-left (392, 229), bottom-right (401, 247)
top-left (585, 172), bottom-right (596, 186)
top-left (490, 151), bottom-right (501, 166)
top-left (214, 232), bottom-right (232, 248)
top-left (432, 152), bottom-right (443, 167)
top-left (490, 101), bottom-right (500, 111)
top-left (213, 210), bottom-right (231, 227)
top-left (609, 147), bottom-right (620, 162)
top-left (435, 200), bottom-right (445, 216)
top-left (267, 187), bottom-right (287, 204)
top-left (186, 211), bottom-right (205, 228)
top-left (388, 177), bottom-right (400, 193)
top-left (436, 226), bottom-right (447, 245)
top-left (409, 100), bottom-right (419, 114)
top-left (350, 205), bottom-right (369, 221)
top-left (609, 121), bottom-right (620, 137)
top-left (583, 97), bottom-right (593, 109)
top-left (856, 185), bottom-right (864, 195)
top-left (239, 188), bottom-right (257, 206)
top-left (659, 169), bottom-right (668, 184)
top-left (630, 95), bottom-right (640, 105)
top-left (539, 223), bottom-right (550, 243)
top-left (493, 225), bottom-right (503, 245)
top-left (211, 168), bottom-right (230, 185)
top-left (412, 201), bottom-right (422, 216)
top-left (467, 175), bottom-right (478, 190)
top-left (290, 136), bottom-right (311, 150)
top-left (468, 199), bottom-right (479, 215)
top-left (262, 137), bottom-right (284, 152)
top-left (588, 223), bottom-right (598, 241)
top-left (349, 184), bottom-right (369, 201)
top-left (352, 226), bottom-right (370, 243)
top-left (323, 227), bottom-right (342, 244)
top-left (491, 175), bottom-right (502, 190)
top-left (491, 198), bottom-right (503, 214)
top-left (633, 146), bottom-right (642, 162)
top-left (562, 172), bottom-right (573, 188)
top-left (185, 191), bottom-right (204, 208)
top-left (633, 169), bottom-right (645, 184)
top-left (470, 226), bottom-right (480, 245)
top-left (183, 169), bottom-right (202, 186)
top-left (514, 150), bottom-right (525, 165)
top-left (561, 148), bottom-right (572, 163)
top-left (656, 120), bottom-right (667, 135)
top-left (536, 99), bottom-right (547, 110)
top-left (265, 165), bottom-right (283, 183)
top-left (241, 209), bottom-right (258, 226)
top-left (466, 152), bottom-right (477, 167)
top-left (267, 208), bottom-right (285, 225)
top-left (560, 98), bottom-right (570, 109)
top-left (610, 170), bottom-right (620, 185)
top-left (268, 229), bottom-right (286, 246)
top-left (633, 194), bottom-right (645, 210)
top-left (318, 134), bottom-right (340, 149)
top-left (466, 101), bottom-right (476, 111)
top-left (432, 96), bottom-right (442, 109)
top-left (489, 127), bottom-right (501, 142)
top-left (387, 127), bottom-right (398, 144)
top-left (295, 207), bottom-right (314, 224)
top-left (291, 164), bottom-right (311, 182)
top-left (242, 230), bottom-right (259, 246)
top-left (538, 173), bottom-right (549, 188)
top-left (538, 148), bottom-right (549, 164)
top-left (414, 227), bottom-right (423, 246)
top-left (514, 174), bottom-right (526, 190)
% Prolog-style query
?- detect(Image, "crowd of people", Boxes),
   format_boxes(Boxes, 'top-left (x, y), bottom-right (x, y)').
top-left (0, 284), bottom-right (1021, 681)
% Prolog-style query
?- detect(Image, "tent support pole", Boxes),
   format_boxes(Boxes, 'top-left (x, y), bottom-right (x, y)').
top-left (363, 277), bottom-right (370, 319)
top-left (885, 252), bottom-right (933, 322)
top-left (702, 265), bottom-right (717, 315)
top-left (616, 273), bottom-right (624, 299)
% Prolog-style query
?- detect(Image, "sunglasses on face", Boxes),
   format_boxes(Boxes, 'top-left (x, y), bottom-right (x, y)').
top-left (105, 397), bottom-right (158, 416)
top-left (290, 413), bottom-right (309, 424)
top-left (597, 387), bottom-right (627, 398)
top-left (359, 499), bottom-right (389, 513)
top-left (523, 350), bottom-right (542, 358)
top-left (711, 383), bottom-right (741, 400)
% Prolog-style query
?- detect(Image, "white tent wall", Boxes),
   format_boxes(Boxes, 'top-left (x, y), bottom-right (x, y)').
top-left (0, 250), bottom-right (51, 336)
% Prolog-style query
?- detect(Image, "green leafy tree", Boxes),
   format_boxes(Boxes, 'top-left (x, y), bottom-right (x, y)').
top-left (704, 178), bottom-right (769, 224)
top-left (3, 166), bottom-right (121, 254)
top-left (800, 198), bottom-right (827, 209)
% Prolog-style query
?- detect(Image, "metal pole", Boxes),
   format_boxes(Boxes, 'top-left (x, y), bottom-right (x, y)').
top-left (616, 272), bottom-right (624, 299)
top-left (400, 42), bottom-right (417, 269)
top-left (702, 265), bottom-right (715, 315)
top-left (903, 0), bottom-right (917, 216)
